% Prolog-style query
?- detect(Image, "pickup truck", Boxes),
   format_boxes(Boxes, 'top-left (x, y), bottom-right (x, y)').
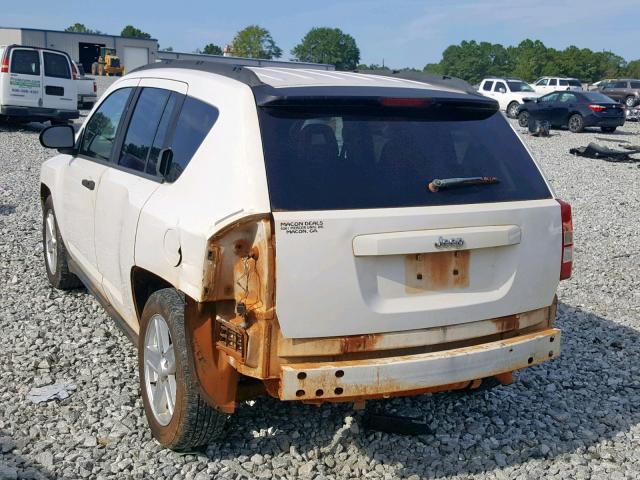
top-left (71, 61), bottom-right (97, 109)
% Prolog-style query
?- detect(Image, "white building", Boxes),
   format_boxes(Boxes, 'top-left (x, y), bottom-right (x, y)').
top-left (0, 26), bottom-right (158, 73)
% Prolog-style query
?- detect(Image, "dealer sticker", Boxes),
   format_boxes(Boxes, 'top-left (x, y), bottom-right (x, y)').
top-left (280, 221), bottom-right (324, 234)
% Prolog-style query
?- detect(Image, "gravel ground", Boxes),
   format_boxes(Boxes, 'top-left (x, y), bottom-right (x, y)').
top-left (1, 79), bottom-right (639, 479)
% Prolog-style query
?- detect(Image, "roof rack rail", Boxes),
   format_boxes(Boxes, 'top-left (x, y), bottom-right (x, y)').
top-left (353, 69), bottom-right (478, 95)
top-left (131, 59), bottom-right (265, 87)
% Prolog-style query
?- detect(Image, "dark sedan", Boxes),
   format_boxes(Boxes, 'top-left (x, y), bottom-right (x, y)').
top-left (517, 91), bottom-right (625, 133)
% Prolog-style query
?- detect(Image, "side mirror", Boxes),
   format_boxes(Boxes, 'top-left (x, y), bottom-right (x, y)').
top-left (39, 125), bottom-right (75, 152)
top-left (158, 148), bottom-right (174, 179)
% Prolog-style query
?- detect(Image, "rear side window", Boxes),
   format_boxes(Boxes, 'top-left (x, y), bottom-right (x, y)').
top-left (257, 107), bottom-right (551, 211)
top-left (482, 81), bottom-right (493, 91)
top-left (613, 81), bottom-right (627, 88)
top-left (165, 96), bottom-right (218, 182)
top-left (43, 52), bottom-right (70, 79)
top-left (80, 88), bottom-right (132, 161)
top-left (494, 82), bottom-right (506, 92)
top-left (549, 79), bottom-right (557, 86)
top-left (630, 81), bottom-right (640, 89)
top-left (568, 79), bottom-right (581, 87)
top-left (10, 50), bottom-right (40, 75)
top-left (559, 80), bottom-right (568, 86)
top-left (119, 88), bottom-right (179, 174)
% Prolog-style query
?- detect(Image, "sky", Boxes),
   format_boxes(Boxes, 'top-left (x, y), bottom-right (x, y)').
top-left (3, 0), bottom-right (638, 68)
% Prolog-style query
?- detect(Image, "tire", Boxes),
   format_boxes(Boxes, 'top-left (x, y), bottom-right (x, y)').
top-left (42, 196), bottom-right (82, 290)
top-left (625, 96), bottom-right (637, 108)
top-left (517, 110), bottom-right (529, 128)
top-left (50, 119), bottom-right (69, 126)
top-left (568, 114), bottom-right (584, 133)
top-left (601, 126), bottom-right (617, 133)
top-left (507, 101), bottom-right (520, 119)
top-left (139, 288), bottom-right (228, 451)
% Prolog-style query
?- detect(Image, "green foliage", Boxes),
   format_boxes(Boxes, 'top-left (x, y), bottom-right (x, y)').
top-left (120, 25), bottom-right (151, 39)
top-left (292, 27), bottom-right (360, 70)
top-left (425, 39), bottom-right (638, 84)
top-left (231, 25), bottom-right (282, 59)
top-left (202, 43), bottom-right (223, 55)
top-left (64, 23), bottom-right (102, 34)
top-left (627, 60), bottom-right (640, 78)
top-left (357, 63), bottom-right (389, 71)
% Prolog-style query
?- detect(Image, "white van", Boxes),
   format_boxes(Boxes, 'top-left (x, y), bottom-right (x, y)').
top-left (38, 61), bottom-right (571, 450)
top-left (0, 45), bottom-right (78, 123)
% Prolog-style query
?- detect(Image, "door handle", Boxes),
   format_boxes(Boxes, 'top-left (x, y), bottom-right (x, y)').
top-left (81, 179), bottom-right (95, 190)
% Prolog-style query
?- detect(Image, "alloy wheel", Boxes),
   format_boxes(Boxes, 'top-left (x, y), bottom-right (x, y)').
top-left (143, 314), bottom-right (177, 426)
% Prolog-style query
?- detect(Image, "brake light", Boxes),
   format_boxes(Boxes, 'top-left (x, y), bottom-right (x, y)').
top-left (557, 199), bottom-right (573, 280)
top-left (71, 62), bottom-right (77, 80)
top-left (1, 50), bottom-right (9, 73)
top-left (380, 97), bottom-right (431, 107)
top-left (588, 104), bottom-right (606, 113)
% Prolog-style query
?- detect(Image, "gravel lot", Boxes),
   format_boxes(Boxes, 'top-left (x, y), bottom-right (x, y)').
top-left (1, 78), bottom-right (639, 479)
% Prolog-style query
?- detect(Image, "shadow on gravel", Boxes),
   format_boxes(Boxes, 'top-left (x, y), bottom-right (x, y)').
top-left (0, 430), bottom-right (60, 480)
top-left (0, 121), bottom-right (47, 134)
top-left (209, 302), bottom-right (640, 478)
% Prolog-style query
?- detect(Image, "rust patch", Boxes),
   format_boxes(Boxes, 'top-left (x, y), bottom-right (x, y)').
top-left (184, 298), bottom-right (238, 413)
top-left (491, 314), bottom-right (520, 333)
top-left (495, 371), bottom-right (514, 385)
top-left (405, 250), bottom-right (470, 293)
top-left (340, 334), bottom-right (379, 353)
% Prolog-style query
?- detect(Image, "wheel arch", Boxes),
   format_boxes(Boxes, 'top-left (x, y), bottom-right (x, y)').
top-left (40, 183), bottom-right (52, 208)
top-left (131, 266), bottom-right (175, 323)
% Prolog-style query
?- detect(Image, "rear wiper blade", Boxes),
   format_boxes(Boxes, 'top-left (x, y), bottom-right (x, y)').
top-left (428, 176), bottom-right (499, 192)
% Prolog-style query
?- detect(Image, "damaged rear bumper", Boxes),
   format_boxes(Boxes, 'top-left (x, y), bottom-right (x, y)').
top-left (279, 328), bottom-right (560, 401)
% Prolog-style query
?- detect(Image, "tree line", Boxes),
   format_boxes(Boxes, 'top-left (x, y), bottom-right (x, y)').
top-left (424, 39), bottom-right (640, 84)
top-left (64, 23), bottom-right (639, 81)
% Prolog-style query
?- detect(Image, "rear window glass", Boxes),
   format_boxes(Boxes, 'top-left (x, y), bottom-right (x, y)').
top-left (258, 108), bottom-right (551, 211)
top-left (582, 92), bottom-right (617, 103)
top-left (568, 79), bottom-right (582, 87)
top-left (43, 52), bottom-right (70, 79)
top-left (630, 81), bottom-right (640, 89)
top-left (11, 49), bottom-right (40, 75)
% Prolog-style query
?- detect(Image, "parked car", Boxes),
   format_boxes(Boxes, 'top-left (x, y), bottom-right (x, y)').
top-left (533, 77), bottom-right (583, 94)
top-left (478, 77), bottom-right (540, 118)
top-left (595, 79), bottom-right (640, 107)
top-left (71, 61), bottom-right (97, 109)
top-left (0, 44), bottom-right (78, 124)
top-left (517, 90), bottom-right (625, 133)
top-left (38, 62), bottom-right (570, 450)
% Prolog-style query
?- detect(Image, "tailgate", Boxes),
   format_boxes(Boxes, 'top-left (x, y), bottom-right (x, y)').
top-left (274, 199), bottom-right (561, 338)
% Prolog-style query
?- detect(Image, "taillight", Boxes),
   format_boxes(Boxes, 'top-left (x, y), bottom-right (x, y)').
top-left (71, 62), bottom-right (78, 80)
top-left (588, 104), bottom-right (606, 113)
top-left (0, 49), bottom-right (9, 73)
top-left (557, 199), bottom-right (573, 280)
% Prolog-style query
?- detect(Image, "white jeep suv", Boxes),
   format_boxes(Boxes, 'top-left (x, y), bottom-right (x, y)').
top-left (533, 77), bottom-right (583, 94)
top-left (478, 78), bottom-right (540, 118)
top-left (39, 61), bottom-right (572, 450)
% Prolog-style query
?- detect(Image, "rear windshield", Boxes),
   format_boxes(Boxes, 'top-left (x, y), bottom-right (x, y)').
top-left (582, 92), bottom-right (617, 103)
top-left (258, 107), bottom-right (551, 211)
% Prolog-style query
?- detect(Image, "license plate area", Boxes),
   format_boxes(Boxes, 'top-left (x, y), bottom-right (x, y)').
top-left (405, 250), bottom-right (470, 293)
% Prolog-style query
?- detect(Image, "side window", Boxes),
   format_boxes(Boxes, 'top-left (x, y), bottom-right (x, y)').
top-left (536, 79), bottom-right (548, 86)
top-left (482, 81), bottom-right (493, 91)
top-left (613, 81), bottom-right (627, 89)
top-left (43, 52), bottom-right (71, 79)
top-left (549, 79), bottom-right (557, 86)
top-left (10, 50), bottom-right (40, 75)
top-left (80, 88), bottom-right (133, 161)
top-left (165, 96), bottom-right (219, 182)
top-left (119, 88), bottom-right (178, 174)
top-left (539, 93), bottom-right (559, 103)
top-left (558, 93), bottom-right (576, 103)
top-left (559, 80), bottom-right (568, 86)
top-left (494, 82), bottom-right (507, 92)
top-left (630, 81), bottom-right (640, 89)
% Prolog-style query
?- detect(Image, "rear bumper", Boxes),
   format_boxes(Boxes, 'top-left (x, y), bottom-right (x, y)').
top-left (584, 114), bottom-right (625, 127)
top-left (78, 93), bottom-right (97, 103)
top-left (279, 328), bottom-right (560, 401)
top-left (0, 105), bottom-right (79, 121)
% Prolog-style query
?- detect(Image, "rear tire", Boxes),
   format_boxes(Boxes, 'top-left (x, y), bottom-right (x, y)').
top-left (568, 114), bottom-right (584, 133)
top-left (42, 196), bottom-right (82, 290)
top-left (139, 288), bottom-right (228, 451)
top-left (601, 126), bottom-right (617, 133)
top-left (507, 101), bottom-right (520, 118)
top-left (517, 111), bottom-right (529, 128)
top-left (625, 96), bottom-right (637, 108)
